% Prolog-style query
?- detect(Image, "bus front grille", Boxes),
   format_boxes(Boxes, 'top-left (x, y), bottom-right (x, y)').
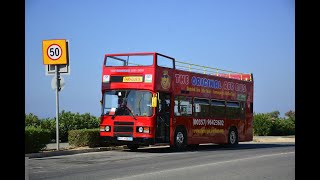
top-left (114, 126), bottom-right (133, 132)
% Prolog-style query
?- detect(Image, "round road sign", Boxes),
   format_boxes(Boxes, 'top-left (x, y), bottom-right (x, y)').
top-left (47, 44), bottom-right (62, 60)
top-left (51, 76), bottom-right (65, 91)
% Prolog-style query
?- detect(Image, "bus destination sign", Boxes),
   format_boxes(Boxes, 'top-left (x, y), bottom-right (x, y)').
top-left (123, 76), bottom-right (143, 82)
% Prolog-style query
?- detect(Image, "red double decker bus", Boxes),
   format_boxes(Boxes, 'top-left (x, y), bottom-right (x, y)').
top-left (100, 52), bottom-right (254, 151)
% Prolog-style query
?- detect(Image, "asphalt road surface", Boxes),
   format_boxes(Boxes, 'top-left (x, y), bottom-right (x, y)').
top-left (27, 142), bottom-right (295, 180)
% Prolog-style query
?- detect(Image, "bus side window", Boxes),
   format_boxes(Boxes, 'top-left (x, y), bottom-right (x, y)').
top-left (194, 98), bottom-right (210, 118)
top-left (174, 99), bottom-right (180, 116)
top-left (240, 101), bottom-right (245, 120)
top-left (226, 101), bottom-right (240, 119)
top-left (174, 96), bottom-right (192, 116)
top-left (211, 100), bottom-right (226, 118)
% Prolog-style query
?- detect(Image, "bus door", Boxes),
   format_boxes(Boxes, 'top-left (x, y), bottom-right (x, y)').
top-left (155, 92), bottom-right (171, 144)
top-left (239, 101), bottom-right (246, 138)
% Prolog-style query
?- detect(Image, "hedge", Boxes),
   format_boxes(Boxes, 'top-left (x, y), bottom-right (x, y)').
top-left (253, 111), bottom-right (295, 136)
top-left (25, 126), bottom-right (51, 153)
top-left (26, 111), bottom-right (100, 143)
top-left (68, 129), bottom-right (106, 148)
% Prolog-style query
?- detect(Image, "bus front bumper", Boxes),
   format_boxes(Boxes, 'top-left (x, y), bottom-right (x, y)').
top-left (102, 136), bottom-right (155, 146)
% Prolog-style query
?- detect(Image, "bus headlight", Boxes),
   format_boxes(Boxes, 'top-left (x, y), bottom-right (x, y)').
top-left (105, 126), bottom-right (110, 132)
top-left (137, 126), bottom-right (150, 133)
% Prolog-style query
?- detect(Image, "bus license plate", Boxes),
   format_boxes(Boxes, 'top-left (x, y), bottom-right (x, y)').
top-left (117, 137), bottom-right (133, 141)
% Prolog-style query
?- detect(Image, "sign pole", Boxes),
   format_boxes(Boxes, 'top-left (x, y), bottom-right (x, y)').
top-left (55, 65), bottom-right (60, 150)
top-left (42, 39), bottom-right (69, 151)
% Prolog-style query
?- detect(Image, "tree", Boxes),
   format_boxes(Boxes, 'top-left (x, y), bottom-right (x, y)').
top-left (285, 110), bottom-right (295, 122)
top-left (25, 113), bottom-right (40, 127)
top-left (267, 111), bottom-right (280, 119)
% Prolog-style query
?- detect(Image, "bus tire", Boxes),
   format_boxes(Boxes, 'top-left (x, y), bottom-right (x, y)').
top-left (171, 127), bottom-right (187, 151)
top-left (127, 144), bottom-right (139, 151)
top-left (228, 128), bottom-right (238, 145)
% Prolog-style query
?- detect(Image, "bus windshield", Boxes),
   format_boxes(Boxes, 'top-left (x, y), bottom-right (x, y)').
top-left (102, 90), bottom-right (153, 117)
top-left (105, 55), bottom-right (153, 66)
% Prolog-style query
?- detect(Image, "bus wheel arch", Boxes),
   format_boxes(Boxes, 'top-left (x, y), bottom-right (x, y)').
top-left (228, 127), bottom-right (238, 145)
top-left (171, 125), bottom-right (187, 151)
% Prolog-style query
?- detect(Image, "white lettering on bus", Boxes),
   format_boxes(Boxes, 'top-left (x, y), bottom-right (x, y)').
top-left (175, 74), bottom-right (189, 85)
top-left (193, 119), bottom-right (206, 126)
top-left (110, 69), bottom-right (144, 73)
top-left (235, 83), bottom-right (247, 92)
top-left (191, 76), bottom-right (222, 89)
top-left (223, 81), bottom-right (247, 93)
top-left (193, 119), bottom-right (224, 126)
top-left (207, 119), bottom-right (224, 126)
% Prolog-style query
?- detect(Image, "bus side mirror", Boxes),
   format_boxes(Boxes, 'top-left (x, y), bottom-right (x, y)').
top-left (151, 94), bottom-right (157, 107)
top-left (100, 100), bottom-right (103, 105)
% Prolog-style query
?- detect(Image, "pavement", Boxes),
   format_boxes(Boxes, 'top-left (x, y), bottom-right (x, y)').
top-left (252, 136), bottom-right (295, 143)
top-left (25, 136), bottom-right (295, 159)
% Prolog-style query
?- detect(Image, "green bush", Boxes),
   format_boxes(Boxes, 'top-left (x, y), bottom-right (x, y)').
top-left (25, 126), bottom-right (51, 153)
top-left (285, 110), bottom-right (295, 123)
top-left (68, 129), bottom-right (105, 148)
top-left (30, 111), bottom-right (101, 143)
top-left (253, 110), bottom-right (295, 136)
top-left (253, 113), bottom-right (274, 136)
top-left (39, 118), bottom-right (56, 141)
top-left (25, 113), bottom-right (40, 127)
top-left (58, 111), bottom-right (100, 142)
top-left (273, 119), bottom-right (295, 136)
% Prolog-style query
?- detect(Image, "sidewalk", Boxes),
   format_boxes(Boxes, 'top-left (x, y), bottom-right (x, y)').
top-left (25, 144), bottom-right (125, 159)
top-left (25, 136), bottom-right (295, 159)
top-left (253, 135), bottom-right (295, 143)
top-left (45, 142), bottom-right (71, 150)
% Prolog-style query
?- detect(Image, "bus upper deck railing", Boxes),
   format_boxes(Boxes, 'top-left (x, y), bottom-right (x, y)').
top-left (126, 60), bottom-right (252, 82)
top-left (175, 60), bottom-right (252, 81)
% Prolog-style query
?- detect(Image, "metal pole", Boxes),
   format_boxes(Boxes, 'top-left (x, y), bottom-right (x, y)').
top-left (55, 65), bottom-right (60, 150)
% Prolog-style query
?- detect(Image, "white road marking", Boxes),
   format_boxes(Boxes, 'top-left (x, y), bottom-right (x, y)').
top-left (111, 151), bottom-right (295, 180)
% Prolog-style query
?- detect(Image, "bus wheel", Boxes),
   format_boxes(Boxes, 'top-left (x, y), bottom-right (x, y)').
top-left (228, 128), bottom-right (238, 145)
top-left (127, 144), bottom-right (139, 151)
top-left (171, 127), bottom-right (187, 151)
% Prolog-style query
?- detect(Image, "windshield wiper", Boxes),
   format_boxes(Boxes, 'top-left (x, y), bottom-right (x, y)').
top-left (111, 106), bottom-right (136, 120)
top-left (111, 107), bottom-right (120, 120)
top-left (127, 107), bottom-right (137, 120)
top-left (111, 113), bottom-right (117, 119)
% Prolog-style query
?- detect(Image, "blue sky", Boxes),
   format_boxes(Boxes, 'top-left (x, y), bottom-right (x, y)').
top-left (25, 0), bottom-right (295, 119)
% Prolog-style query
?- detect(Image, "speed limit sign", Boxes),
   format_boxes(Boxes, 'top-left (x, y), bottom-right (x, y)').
top-left (42, 39), bottom-right (69, 65)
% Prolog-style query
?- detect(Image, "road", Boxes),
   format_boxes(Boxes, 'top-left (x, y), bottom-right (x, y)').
top-left (27, 142), bottom-right (295, 180)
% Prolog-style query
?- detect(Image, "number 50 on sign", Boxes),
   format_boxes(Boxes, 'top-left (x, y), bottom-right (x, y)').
top-left (42, 39), bottom-right (69, 65)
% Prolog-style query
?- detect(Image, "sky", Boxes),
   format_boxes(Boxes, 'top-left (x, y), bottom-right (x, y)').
top-left (25, 0), bottom-right (295, 119)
